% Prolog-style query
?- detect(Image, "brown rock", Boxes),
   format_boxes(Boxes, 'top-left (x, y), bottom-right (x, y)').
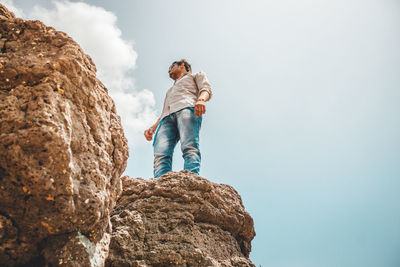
top-left (0, 4), bottom-right (15, 20)
top-left (0, 4), bottom-right (128, 266)
top-left (106, 171), bottom-right (256, 267)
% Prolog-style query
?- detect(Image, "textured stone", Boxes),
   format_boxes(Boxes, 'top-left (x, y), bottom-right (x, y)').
top-left (106, 171), bottom-right (255, 267)
top-left (0, 4), bottom-right (128, 266)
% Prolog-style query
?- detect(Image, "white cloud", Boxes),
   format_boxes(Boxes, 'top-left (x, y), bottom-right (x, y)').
top-left (111, 89), bottom-right (157, 137)
top-left (28, 1), bottom-right (157, 146)
top-left (0, 0), bottom-right (25, 17)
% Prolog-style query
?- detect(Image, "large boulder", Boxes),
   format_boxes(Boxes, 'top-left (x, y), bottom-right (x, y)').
top-left (107, 171), bottom-right (256, 267)
top-left (0, 4), bottom-right (128, 266)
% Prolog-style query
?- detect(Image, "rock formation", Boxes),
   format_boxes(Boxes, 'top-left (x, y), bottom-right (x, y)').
top-left (0, 4), bottom-right (255, 267)
top-left (0, 4), bottom-right (128, 266)
top-left (106, 171), bottom-right (255, 267)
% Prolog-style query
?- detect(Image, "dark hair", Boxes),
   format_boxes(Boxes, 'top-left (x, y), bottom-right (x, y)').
top-left (170, 59), bottom-right (192, 73)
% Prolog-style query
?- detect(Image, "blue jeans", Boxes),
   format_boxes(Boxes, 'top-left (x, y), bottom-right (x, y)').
top-left (153, 107), bottom-right (202, 178)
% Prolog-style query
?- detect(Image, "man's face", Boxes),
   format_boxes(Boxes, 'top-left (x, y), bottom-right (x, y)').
top-left (168, 62), bottom-right (185, 80)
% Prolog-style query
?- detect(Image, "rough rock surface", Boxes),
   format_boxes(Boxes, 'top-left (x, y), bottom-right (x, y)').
top-left (106, 171), bottom-right (256, 267)
top-left (0, 4), bottom-right (128, 266)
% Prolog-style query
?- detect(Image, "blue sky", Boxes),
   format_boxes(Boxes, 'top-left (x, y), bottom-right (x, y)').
top-left (3, 0), bottom-right (400, 266)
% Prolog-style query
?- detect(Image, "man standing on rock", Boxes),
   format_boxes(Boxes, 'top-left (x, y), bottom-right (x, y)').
top-left (144, 59), bottom-right (212, 178)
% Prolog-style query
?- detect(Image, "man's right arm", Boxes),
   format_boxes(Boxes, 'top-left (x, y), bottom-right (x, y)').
top-left (144, 117), bottom-right (161, 141)
top-left (145, 89), bottom-right (170, 141)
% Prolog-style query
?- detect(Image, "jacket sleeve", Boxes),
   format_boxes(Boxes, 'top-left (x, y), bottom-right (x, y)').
top-left (194, 71), bottom-right (212, 100)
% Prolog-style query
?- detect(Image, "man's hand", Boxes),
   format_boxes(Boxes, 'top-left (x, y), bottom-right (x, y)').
top-left (194, 99), bottom-right (206, 117)
top-left (144, 127), bottom-right (155, 141)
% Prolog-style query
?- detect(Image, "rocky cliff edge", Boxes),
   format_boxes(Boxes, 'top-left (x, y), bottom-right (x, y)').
top-left (107, 171), bottom-right (255, 267)
top-left (0, 4), bottom-right (128, 266)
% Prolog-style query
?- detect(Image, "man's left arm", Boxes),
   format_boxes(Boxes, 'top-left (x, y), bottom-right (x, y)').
top-left (195, 91), bottom-right (210, 117)
top-left (194, 72), bottom-right (212, 117)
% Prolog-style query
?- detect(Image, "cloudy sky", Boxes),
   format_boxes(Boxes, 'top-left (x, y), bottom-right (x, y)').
top-left (2, 0), bottom-right (400, 266)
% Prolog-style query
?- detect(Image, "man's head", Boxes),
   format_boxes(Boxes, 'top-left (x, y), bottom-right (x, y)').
top-left (168, 59), bottom-right (191, 80)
